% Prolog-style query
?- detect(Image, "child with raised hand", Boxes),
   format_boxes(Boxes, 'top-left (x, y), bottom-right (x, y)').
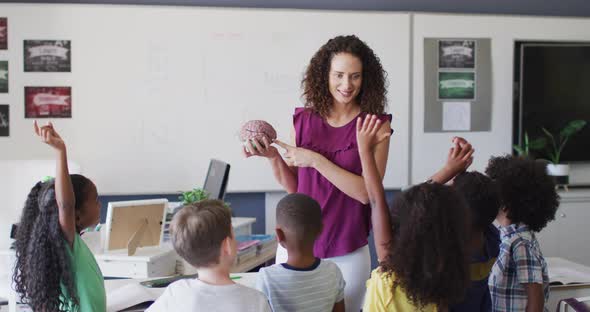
top-left (357, 114), bottom-right (473, 311)
top-left (13, 121), bottom-right (105, 312)
top-left (450, 171), bottom-right (501, 312)
top-left (485, 155), bottom-right (559, 312)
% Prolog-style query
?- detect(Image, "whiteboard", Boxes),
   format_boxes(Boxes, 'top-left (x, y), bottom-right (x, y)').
top-left (0, 4), bottom-right (410, 193)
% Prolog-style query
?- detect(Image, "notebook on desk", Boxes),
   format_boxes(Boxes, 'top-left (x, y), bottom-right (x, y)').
top-left (548, 257), bottom-right (590, 286)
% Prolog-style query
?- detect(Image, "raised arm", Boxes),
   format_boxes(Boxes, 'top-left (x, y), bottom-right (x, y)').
top-left (276, 120), bottom-right (390, 205)
top-left (429, 137), bottom-right (474, 184)
top-left (356, 115), bottom-right (392, 261)
top-left (34, 121), bottom-right (76, 245)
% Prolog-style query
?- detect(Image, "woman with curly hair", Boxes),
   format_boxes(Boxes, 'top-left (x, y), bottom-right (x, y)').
top-left (243, 35), bottom-right (392, 311)
top-left (13, 121), bottom-right (105, 312)
top-left (357, 114), bottom-right (473, 311)
top-left (485, 155), bottom-right (559, 312)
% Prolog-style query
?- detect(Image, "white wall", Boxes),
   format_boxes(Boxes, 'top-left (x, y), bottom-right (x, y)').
top-left (411, 13), bottom-right (590, 183)
top-left (0, 4), bottom-right (411, 194)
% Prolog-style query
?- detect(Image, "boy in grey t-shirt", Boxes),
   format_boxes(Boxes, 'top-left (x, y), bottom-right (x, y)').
top-left (256, 193), bottom-right (346, 312)
top-left (147, 200), bottom-right (271, 312)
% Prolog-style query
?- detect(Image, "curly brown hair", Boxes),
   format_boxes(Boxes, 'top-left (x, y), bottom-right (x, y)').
top-left (485, 155), bottom-right (559, 232)
top-left (13, 175), bottom-right (92, 312)
top-left (301, 35), bottom-right (388, 117)
top-left (380, 183), bottom-right (471, 309)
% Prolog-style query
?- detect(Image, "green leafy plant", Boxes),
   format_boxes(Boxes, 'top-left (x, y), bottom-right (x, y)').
top-left (533, 120), bottom-right (587, 164)
top-left (179, 188), bottom-right (210, 205)
top-left (513, 132), bottom-right (547, 157)
top-left (178, 188), bottom-right (232, 212)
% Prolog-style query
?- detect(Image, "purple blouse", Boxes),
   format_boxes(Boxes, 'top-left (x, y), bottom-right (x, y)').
top-left (293, 107), bottom-right (392, 258)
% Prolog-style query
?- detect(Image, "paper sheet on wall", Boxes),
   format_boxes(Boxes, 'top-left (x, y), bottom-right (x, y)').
top-left (442, 101), bottom-right (471, 131)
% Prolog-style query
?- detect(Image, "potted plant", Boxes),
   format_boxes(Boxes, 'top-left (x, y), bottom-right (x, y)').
top-left (513, 132), bottom-right (547, 158)
top-left (531, 120), bottom-right (587, 185)
top-left (176, 188), bottom-right (231, 213)
top-left (179, 188), bottom-right (210, 205)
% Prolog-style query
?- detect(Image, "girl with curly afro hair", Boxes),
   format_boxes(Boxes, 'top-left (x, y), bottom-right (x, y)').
top-left (485, 155), bottom-right (559, 312)
top-left (357, 115), bottom-right (474, 312)
top-left (243, 35), bottom-right (392, 311)
top-left (13, 121), bottom-right (105, 312)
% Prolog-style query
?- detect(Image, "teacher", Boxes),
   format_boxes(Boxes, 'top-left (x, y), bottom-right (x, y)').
top-left (243, 35), bottom-right (391, 312)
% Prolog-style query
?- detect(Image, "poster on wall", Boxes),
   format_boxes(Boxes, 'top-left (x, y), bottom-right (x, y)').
top-left (0, 61), bottom-right (7, 93)
top-left (438, 72), bottom-right (475, 100)
top-left (439, 40), bottom-right (476, 69)
top-left (0, 18), bottom-right (6, 50)
top-left (25, 87), bottom-right (72, 118)
top-left (24, 40), bottom-right (71, 72)
top-left (0, 105), bottom-right (8, 137)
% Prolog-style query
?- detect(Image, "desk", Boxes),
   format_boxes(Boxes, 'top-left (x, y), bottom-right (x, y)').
top-left (105, 273), bottom-right (257, 312)
top-left (91, 217), bottom-right (264, 278)
top-left (547, 257), bottom-right (590, 312)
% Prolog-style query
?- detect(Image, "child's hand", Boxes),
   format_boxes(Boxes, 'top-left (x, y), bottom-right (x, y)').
top-left (356, 114), bottom-right (391, 153)
top-left (445, 136), bottom-right (474, 175)
top-left (34, 120), bottom-right (65, 152)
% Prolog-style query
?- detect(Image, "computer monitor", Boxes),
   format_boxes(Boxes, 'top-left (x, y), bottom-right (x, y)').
top-left (104, 198), bottom-right (168, 256)
top-left (203, 159), bottom-right (230, 200)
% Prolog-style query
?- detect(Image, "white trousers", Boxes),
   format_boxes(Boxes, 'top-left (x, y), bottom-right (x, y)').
top-left (276, 244), bottom-right (371, 312)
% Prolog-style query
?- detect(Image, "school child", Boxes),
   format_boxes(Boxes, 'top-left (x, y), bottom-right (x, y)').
top-left (450, 171), bottom-right (501, 312)
top-left (256, 193), bottom-right (346, 312)
top-left (147, 200), bottom-right (271, 312)
top-left (14, 121), bottom-right (105, 312)
top-left (485, 155), bottom-right (559, 312)
top-left (357, 114), bottom-right (473, 311)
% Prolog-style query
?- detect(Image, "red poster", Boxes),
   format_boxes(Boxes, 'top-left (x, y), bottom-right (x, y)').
top-left (0, 18), bottom-right (6, 50)
top-left (25, 87), bottom-right (72, 118)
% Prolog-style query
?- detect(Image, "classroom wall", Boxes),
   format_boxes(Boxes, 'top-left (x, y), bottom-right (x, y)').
top-left (411, 13), bottom-right (590, 184)
top-left (0, 4), bottom-right (410, 194)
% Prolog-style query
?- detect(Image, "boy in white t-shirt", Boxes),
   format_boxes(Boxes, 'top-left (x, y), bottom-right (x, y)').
top-left (147, 200), bottom-right (271, 312)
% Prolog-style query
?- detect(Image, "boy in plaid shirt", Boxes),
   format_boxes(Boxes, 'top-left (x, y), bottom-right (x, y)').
top-left (485, 156), bottom-right (560, 312)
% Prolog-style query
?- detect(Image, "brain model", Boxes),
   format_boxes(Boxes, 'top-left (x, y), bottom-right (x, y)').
top-left (239, 120), bottom-right (277, 145)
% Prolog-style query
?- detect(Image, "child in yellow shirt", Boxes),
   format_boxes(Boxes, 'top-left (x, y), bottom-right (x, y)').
top-left (356, 115), bottom-right (473, 311)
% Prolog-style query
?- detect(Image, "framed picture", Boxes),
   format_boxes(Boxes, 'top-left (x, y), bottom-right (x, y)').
top-left (0, 61), bottom-right (7, 93)
top-left (24, 40), bottom-right (71, 72)
top-left (0, 105), bottom-right (8, 137)
top-left (439, 40), bottom-right (476, 69)
top-left (438, 71), bottom-right (475, 100)
top-left (25, 87), bottom-right (72, 118)
top-left (0, 18), bottom-right (6, 50)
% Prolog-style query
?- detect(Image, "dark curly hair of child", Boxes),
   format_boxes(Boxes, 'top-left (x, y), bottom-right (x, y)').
top-left (301, 35), bottom-right (388, 117)
top-left (13, 174), bottom-right (92, 312)
top-left (453, 171), bottom-right (501, 231)
top-left (485, 155), bottom-right (559, 232)
top-left (380, 182), bottom-right (471, 309)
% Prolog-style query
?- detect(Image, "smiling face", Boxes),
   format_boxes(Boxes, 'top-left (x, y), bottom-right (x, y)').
top-left (328, 52), bottom-right (363, 107)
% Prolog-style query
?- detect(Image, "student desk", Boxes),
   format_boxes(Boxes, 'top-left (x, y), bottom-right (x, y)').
top-left (547, 257), bottom-right (590, 312)
top-left (90, 217), bottom-right (274, 278)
